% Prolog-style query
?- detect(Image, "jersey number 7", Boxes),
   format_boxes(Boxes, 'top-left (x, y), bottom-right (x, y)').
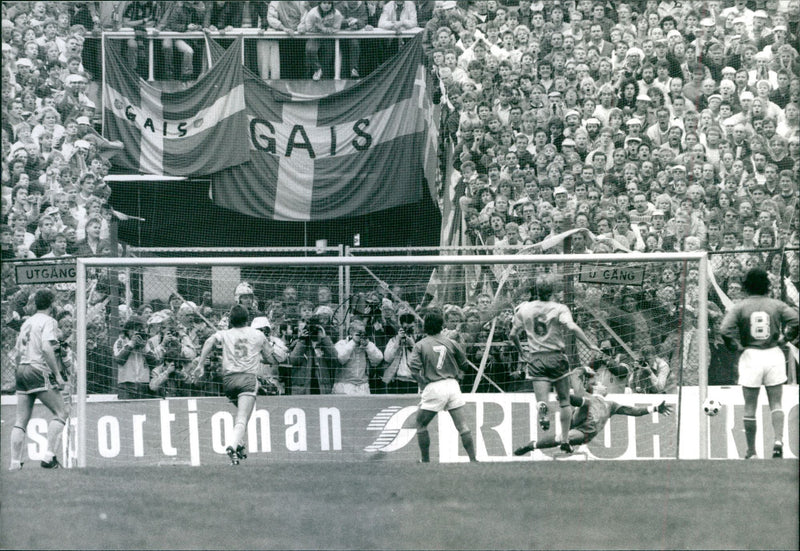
top-left (432, 345), bottom-right (447, 371)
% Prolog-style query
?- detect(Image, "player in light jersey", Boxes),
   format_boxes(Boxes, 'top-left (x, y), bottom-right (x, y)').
top-left (719, 268), bottom-right (799, 459)
top-left (9, 288), bottom-right (68, 470)
top-left (513, 366), bottom-right (673, 455)
top-left (195, 305), bottom-right (275, 465)
top-left (510, 275), bottom-right (602, 453)
top-left (408, 309), bottom-right (477, 462)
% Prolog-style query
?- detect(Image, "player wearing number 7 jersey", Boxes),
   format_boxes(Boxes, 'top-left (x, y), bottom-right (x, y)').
top-left (408, 309), bottom-right (477, 462)
top-left (719, 268), bottom-right (799, 459)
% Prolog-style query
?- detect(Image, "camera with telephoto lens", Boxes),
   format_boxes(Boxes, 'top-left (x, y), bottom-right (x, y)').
top-left (305, 316), bottom-right (323, 340)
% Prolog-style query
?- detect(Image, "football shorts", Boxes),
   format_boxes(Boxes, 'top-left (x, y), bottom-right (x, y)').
top-left (521, 351), bottom-right (571, 382)
top-left (738, 347), bottom-right (787, 388)
top-left (419, 378), bottom-right (465, 412)
top-left (223, 372), bottom-right (259, 404)
top-left (16, 363), bottom-right (56, 394)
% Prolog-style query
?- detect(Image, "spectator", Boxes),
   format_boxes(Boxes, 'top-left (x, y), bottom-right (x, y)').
top-left (381, 310), bottom-right (419, 393)
top-left (298, 1), bottom-right (343, 81)
top-left (154, 1), bottom-right (203, 80)
top-left (333, 319), bottom-right (383, 395)
top-left (113, 315), bottom-right (151, 399)
top-left (288, 314), bottom-right (338, 395)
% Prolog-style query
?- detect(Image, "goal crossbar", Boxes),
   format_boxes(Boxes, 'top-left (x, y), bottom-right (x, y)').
top-left (74, 252), bottom-right (710, 467)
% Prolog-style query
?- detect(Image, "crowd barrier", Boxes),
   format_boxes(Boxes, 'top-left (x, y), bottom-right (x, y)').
top-left (100, 28), bottom-right (422, 81)
top-left (1, 387), bottom-right (796, 466)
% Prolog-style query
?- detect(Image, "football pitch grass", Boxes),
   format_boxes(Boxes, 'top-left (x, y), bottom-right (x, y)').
top-left (1, 460), bottom-right (797, 550)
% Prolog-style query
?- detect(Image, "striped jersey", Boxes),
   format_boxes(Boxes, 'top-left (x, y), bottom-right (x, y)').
top-left (408, 334), bottom-right (467, 386)
top-left (512, 300), bottom-right (574, 353)
top-left (720, 296), bottom-right (799, 350)
top-left (213, 326), bottom-right (268, 374)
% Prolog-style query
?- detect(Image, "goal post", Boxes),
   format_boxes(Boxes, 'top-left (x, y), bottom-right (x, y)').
top-left (74, 252), bottom-right (710, 467)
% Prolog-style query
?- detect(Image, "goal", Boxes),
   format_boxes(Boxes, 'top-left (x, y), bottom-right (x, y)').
top-left (63, 251), bottom-right (717, 466)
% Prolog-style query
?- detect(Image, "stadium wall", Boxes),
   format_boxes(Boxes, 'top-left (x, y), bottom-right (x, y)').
top-left (1, 387), bottom-right (796, 466)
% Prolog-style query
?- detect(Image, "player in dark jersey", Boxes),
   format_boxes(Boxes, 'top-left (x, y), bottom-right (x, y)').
top-left (719, 268), bottom-right (799, 459)
top-left (510, 275), bottom-right (602, 453)
top-left (513, 367), bottom-right (673, 456)
top-left (408, 309), bottom-right (477, 463)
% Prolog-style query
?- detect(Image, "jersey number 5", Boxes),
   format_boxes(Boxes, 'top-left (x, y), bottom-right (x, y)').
top-left (749, 311), bottom-right (770, 341)
top-left (432, 345), bottom-right (447, 371)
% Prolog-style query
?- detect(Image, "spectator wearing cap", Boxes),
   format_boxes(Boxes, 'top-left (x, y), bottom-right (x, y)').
top-left (55, 73), bottom-right (94, 124)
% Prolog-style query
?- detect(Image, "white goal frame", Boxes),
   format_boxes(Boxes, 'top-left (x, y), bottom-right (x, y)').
top-left (75, 252), bottom-right (710, 467)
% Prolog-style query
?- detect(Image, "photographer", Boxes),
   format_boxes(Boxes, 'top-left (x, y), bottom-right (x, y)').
top-left (381, 311), bottom-right (420, 394)
top-left (333, 320), bottom-right (384, 395)
top-left (288, 315), bottom-right (338, 395)
top-left (627, 345), bottom-right (671, 394)
top-left (251, 317), bottom-right (289, 396)
top-left (113, 316), bottom-right (151, 399)
top-left (144, 311), bottom-right (197, 397)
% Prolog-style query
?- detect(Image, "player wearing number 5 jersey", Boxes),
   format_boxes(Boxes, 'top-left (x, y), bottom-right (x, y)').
top-left (195, 305), bottom-right (275, 465)
top-left (510, 275), bottom-right (601, 453)
top-left (9, 289), bottom-right (68, 471)
top-left (408, 309), bottom-right (477, 462)
top-left (720, 268), bottom-right (799, 459)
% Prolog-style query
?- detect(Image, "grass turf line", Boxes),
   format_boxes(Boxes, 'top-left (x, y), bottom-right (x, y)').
top-left (1, 460), bottom-right (797, 550)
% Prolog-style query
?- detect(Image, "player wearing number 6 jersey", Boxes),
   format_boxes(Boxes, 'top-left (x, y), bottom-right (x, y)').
top-left (510, 275), bottom-right (601, 453)
top-left (719, 268), bottom-right (799, 459)
top-left (195, 305), bottom-right (274, 465)
top-left (408, 309), bottom-right (477, 462)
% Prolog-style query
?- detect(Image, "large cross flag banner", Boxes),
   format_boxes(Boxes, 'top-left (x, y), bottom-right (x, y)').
top-left (211, 35), bottom-right (438, 221)
top-left (103, 37), bottom-right (249, 176)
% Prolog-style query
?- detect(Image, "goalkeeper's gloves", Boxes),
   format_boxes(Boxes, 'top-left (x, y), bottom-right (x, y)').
top-left (649, 401), bottom-right (672, 415)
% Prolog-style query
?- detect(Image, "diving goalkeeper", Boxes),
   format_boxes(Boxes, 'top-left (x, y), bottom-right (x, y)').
top-left (513, 366), bottom-right (674, 456)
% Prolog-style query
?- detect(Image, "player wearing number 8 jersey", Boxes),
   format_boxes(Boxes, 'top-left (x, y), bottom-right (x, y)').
top-left (510, 275), bottom-right (601, 453)
top-left (719, 268), bottom-right (799, 459)
top-left (195, 305), bottom-right (274, 465)
top-left (408, 309), bottom-right (477, 462)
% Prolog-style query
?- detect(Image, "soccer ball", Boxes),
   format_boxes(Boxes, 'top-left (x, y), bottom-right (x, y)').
top-left (703, 398), bottom-right (721, 417)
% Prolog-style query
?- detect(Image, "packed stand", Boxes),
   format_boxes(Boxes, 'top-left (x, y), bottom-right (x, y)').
top-left (426, 0), bottom-right (798, 385)
top-left (2, 1), bottom-right (799, 398)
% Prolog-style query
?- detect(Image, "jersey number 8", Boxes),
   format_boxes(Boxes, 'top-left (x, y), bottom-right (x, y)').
top-left (749, 311), bottom-right (770, 340)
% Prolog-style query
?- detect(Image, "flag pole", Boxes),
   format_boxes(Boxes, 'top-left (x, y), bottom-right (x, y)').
top-left (101, 31), bottom-right (106, 136)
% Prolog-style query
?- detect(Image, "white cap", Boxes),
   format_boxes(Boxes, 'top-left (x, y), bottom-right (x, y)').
top-left (251, 316), bottom-right (271, 330)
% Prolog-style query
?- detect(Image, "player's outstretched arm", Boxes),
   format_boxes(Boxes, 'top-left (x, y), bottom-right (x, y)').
top-left (613, 401), bottom-right (673, 417)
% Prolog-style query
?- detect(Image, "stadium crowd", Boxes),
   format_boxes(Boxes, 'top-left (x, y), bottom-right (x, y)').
top-left (1, 1), bottom-right (798, 399)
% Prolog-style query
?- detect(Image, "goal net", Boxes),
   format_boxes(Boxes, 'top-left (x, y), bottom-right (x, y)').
top-left (56, 251), bottom-right (717, 467)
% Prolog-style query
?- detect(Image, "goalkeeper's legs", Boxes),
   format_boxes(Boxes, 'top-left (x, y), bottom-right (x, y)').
top-left (449, 406), bottom-right (477, 462)
top-left (415, 409), bottom-right (437, 463)
top-left (765, 384), bottom-right (784, 458)
top-left (742, 386), bottom-right (760, 458)
top-left (514, 430), bottom-right (591, 455)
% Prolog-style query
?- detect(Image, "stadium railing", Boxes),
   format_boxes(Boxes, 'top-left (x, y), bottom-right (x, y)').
top-left (101, 28), bottom-right (423, 82)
